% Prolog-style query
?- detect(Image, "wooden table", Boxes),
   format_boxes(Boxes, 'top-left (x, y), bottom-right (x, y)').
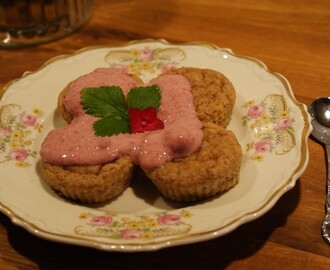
top-left (1, 0), bottom-right (330, 269)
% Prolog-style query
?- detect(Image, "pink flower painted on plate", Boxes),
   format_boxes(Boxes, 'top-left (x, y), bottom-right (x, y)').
top-left (9, 148), bottom-right (29, 161)
top-left (254, 140), bottom-right (272, 153)
top-left (247, 104), bottom-right (266, 119)
top-left (21, 114), bottom-right (37, 126)
top-left (161, 62), bottom-right (176, 73)
top-left (157, 214), bottom-right (181, 226)
top-left (140, 48), bottom-right (153, 61)
top-left (121, 229), bottom-right (141, 239)
top-left (274, 117), bottom-right (292, 131)
top-left (90, 215), bottom-right (112, 226)
top-left (242, 95), bottom-right (296, 161)
top-left (0, 127), bottom-right (12, 138)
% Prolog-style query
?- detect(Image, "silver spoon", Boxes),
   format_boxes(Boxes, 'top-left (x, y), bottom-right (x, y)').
top-left (309, 97), bottom-right (330, 244)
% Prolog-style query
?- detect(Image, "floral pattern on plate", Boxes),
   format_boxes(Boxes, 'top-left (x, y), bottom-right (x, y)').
top-left (75, 210), bottom-right (193, 240)
top-left (104, 47), bottom-right (186, 76)
top-left (242, 94), bottom-right (296, 161)
top-left (0, 104), bottom-right (43, 167)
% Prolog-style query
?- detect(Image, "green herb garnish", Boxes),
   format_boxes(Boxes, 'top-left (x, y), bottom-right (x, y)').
top-left (127, 85), bottom-right (161, 110)
top-left (81, 85), bottom-right (161, 136)
top-left (81, 86), bottom-right (128, 119)
top-left (93, 117), bottom-right (130, 137)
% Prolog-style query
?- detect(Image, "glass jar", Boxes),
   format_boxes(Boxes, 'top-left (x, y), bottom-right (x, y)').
top-left (0, 0), bottom-right (93, 48)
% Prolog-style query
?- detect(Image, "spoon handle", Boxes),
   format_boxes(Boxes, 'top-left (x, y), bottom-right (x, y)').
top-left (322, 144), bottom-right (330, 244)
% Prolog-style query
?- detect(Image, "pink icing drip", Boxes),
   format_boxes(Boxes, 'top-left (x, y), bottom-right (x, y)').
top-left (40, 67), bottom-right (203, 171)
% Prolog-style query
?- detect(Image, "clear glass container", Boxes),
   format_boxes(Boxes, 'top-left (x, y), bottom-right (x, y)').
top-left (0, 0), bottom-right (93, 48)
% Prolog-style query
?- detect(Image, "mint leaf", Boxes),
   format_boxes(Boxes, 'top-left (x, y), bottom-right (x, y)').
top-left (127, 85), bottom-right (161, 110)
top-left (81, 86), bottom-right (128, 119)
top-left (93, 117), bottom-right (129, 136)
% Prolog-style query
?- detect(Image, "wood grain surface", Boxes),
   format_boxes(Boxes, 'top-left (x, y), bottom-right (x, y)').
top-left (0, 0), bottom-right (330, 269)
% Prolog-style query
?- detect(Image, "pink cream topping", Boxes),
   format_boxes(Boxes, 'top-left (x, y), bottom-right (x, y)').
top-left (40, 67), bottom-right (203, 171)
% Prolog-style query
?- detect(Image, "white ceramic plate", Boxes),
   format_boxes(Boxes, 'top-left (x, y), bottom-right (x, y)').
top-left (0, 39), bottom-right (312, 252)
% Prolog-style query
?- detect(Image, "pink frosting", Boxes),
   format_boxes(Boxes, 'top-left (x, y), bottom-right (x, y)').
top-left (40, 67), bottom-right (203, 171)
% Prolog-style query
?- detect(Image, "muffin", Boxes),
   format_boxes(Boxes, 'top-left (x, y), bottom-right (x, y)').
top-left (146, 68), bottom-right (241, 202)
top-left (166, 67), bottom-right (236, 128)
top-left (42, 157), bottom-right (134, 203)
top-left (41, 68), bottom-right (142, 203)
top-left (146, 123), bottom-right (242, 202)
